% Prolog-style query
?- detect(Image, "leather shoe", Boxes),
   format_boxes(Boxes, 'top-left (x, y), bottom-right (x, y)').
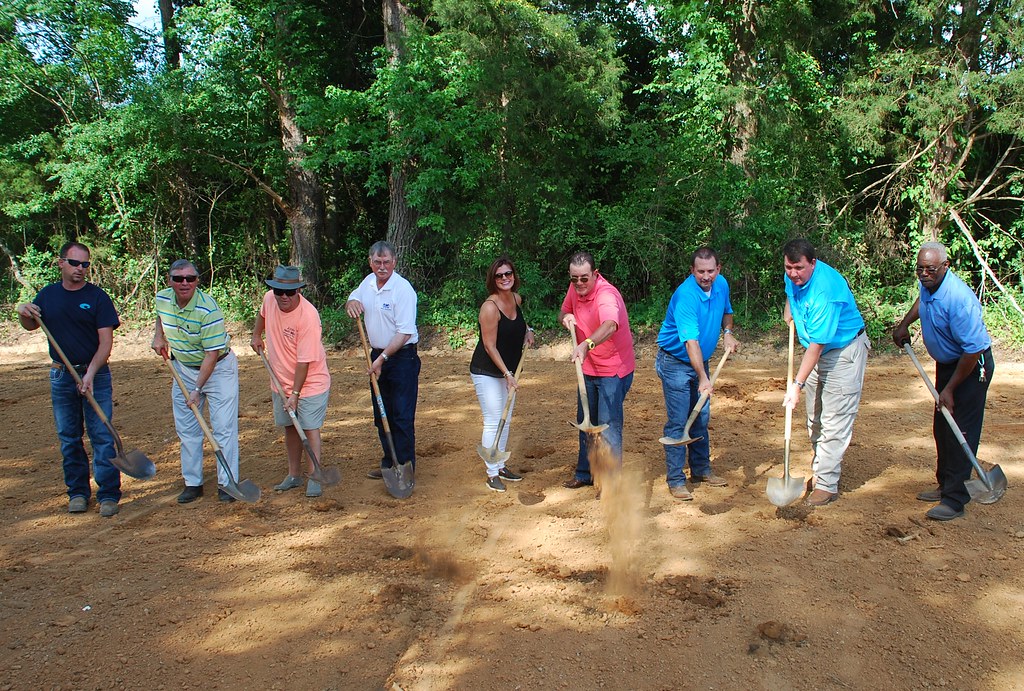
top-left (916, 487), bottom-right (941, 502)
top-left (562, 478), bottom-right (593, 489)
top-left (926, 504), bottom-right (964, 521)
top-left (217, 488), bottom-right (236, 503)
top-left (177, 485), bottom-right (203, 504)
top-left (366, 468), bottom-right (384, 480)
top-left (692, 473), bottom-right (727, 487)
top-left (669, 485), bottom-right (693, 501)
top-left (804, 489), bottom-right (838, 506)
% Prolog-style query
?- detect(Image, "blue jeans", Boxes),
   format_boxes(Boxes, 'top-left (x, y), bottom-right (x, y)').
top-left (575, 372), bottom-right (633, 483)
top-left (655, 350), bottom-right (711, 486)
top-left (372, 346), bottom-right (420, 468)
top-left (50, 366), bottom-right (121, 502)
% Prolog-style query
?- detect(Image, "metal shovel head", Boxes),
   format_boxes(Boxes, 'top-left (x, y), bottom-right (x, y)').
top-left (659, 434), bottom-right (703, 447)
top-left (570, 420), bottom-right (609, 435)
top-left (220, 477), bottom-right (261, 503)
top-left (477, 443), bottom-right (511, 465)
top-left (310, 464), bottom-right (341, 487)
top-left (965, 465), bottom-right (1008, 505)
top-left (382, 461), bottom-right (415, 499)
top-left (766, 475), bottom-right (806, 508)
top-left (110, 449), bottom-right (157, 480)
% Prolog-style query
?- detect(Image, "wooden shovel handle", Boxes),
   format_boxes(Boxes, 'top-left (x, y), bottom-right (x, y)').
top-left (681, 350), bottom-right (731, 435)
top-left (163, 355), bottom-right (223, 453)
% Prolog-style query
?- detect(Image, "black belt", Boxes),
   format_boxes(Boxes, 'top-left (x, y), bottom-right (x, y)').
top-left (372, 343), bottom-right (417, 354)
top-left (173, 351), bottom-right (230, 370)
top-left (51, 362), bottom-right (91, 372)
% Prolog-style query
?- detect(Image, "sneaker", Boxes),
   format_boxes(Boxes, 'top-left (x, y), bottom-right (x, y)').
top-left (305, 479), bottom-right (322, 498)
top-left (217, 488), bottom-right (236, 503)
top-left (692, 473), bottom-right (727, 487)
top-left (274, 475), bottom-right (303, 491)
top-left (498, 467), bottom-right (523, 482)
top-left (367, 468), bottom-right (384, 480)
top-left (669, 485), bottom-right (693, 501)
top-left (99, 500), bottom-right (119, 518)
top-left (68, 496), bottom-right (88, 513)
top-left (926, 504), bottom-right (964, 521)
top-left (177, 485), bottom-right (203, 504)
top-left (486, 476), bottom-right (506, 493)
top-left (916, 487), bottom-right (941, 502)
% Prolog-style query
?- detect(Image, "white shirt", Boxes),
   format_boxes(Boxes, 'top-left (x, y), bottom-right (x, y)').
top-left (349, 272), bottom-right (419, 349)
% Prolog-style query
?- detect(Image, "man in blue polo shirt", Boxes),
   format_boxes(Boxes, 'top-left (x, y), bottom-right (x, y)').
top-left (656, 247), bottom-right (740, 500)
top-left (892, 242), bottom-right (993, 521)
top-left (16, 241), bottom-right (122, 517)
top-left (782, 239), bottom-right (870, 506)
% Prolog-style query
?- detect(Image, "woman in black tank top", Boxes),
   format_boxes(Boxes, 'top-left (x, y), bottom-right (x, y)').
top-left (470, 256), bottom-right (535, 492)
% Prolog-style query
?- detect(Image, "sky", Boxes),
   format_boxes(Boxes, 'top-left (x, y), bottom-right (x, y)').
top-left (131, 0), bottom-right (161, 31)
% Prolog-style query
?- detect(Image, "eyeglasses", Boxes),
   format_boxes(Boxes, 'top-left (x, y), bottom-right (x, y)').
top-left (915, 262), bottom-right (947, 275)
top-left (495, 271), bottom-right (514, 279)
top-left (273, 288), bottom-right (297, 297)
top-left (170, 275), bottom-right (199, 283)
top-left (569, 275), bottom-right (591, 284)
top-left (63, 258), bottom-right (91, 268)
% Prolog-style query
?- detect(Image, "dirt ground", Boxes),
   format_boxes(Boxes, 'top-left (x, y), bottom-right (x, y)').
top-left (1, 328), bottom-right (1023, 690)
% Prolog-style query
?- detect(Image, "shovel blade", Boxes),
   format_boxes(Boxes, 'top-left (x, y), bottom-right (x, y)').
top-left (310, 465), bottom-right (341, 487)
top-left (766, 475), bottom-right (806, 507)
top-left (111, 449), bottom-right (157, 480)
top-left (382, 461), bottom-right (415, 499)
top-left (659, 434), bottom-right (702, 447)
top-left (476, 444), bottom-right (511, 465)
top-left (570, 421), bottom-right (609, 435)
top-left (221, 478), bottom-right (261, 503)
top-left (965, 465), bottom-right (1007, 505)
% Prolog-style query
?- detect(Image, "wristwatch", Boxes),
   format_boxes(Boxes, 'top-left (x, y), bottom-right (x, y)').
top-left (724, 329), bottom-right (733, 335)
top-left (381, 352), bottom-right (389, 362)
top-left (585, 338), bottom-right (596, 350)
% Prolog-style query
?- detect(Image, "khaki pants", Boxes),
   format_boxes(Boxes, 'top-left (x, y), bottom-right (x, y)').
top-left (804, 332), bottom-right (870, 493)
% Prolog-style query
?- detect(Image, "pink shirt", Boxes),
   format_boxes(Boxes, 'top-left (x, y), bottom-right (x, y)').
top-left (560, 274), bottom-right (635, 378)
top-left (261, 291), bottom-right (331, 397)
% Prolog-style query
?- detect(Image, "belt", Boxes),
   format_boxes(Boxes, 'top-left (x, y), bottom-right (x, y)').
top-left (372, 343), bottom-right (417, 354)
top-left (172, 350), bottom-right (230, 370)
top-left (51, 362), bottom-right (90, 372)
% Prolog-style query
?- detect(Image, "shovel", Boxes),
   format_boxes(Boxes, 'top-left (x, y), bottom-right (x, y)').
top-left (163, 356), bottom-right (261, 503)
top-left (356, 318), bottom-right (414, 499)
top-left (903, 344), bottom-right (1006, 504)
top-left (568, 326), bottom-right (608, 436)
top-left (766, 320), bottom-right (806, 507)
top-left (35, 316), bottom-right (156, 480)
top-left (660, 350), bottom-right (731, 446)
top-left (476, 349), bottom-right (526, 465)
top-left (258, 351), bottom-right (341, 486)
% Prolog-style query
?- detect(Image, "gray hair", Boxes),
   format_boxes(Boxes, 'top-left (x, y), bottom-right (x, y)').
top-left (919, 242), bottom-right (948, 262)
top-left (369, 241), bottom-right (396, 259)
top-left (169, 259), bottom-right (199, 275)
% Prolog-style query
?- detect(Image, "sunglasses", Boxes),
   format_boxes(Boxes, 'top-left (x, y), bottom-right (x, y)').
top-left (170, 275), bottom-right (199, 283)
top-left (273, 288), bottom-right (297, 297)
top-left (569, 275), bottom-right (591, 284)
top-left (495, 270), bottom-right (514, 279)
top-left (63, 258), bottom-right (91, 268)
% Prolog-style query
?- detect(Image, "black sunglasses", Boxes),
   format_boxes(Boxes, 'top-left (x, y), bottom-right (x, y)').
top-left (171, 275), bottom-right (199, 283)
top-left (273, 288), bottom-right (297, 297)
top-left (569, 275), bottom-right (591, 284)
top-left (63, 258), bottom-right (91, 268)
top-left (495, 270), bottom-right (514, 279)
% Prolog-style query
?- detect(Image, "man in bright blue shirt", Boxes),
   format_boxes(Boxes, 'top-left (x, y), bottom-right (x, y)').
top-left (656, 247), bottom-right (740, 500)
top-left (893, 242), bottom-right (993, 521)
top-left (782, 239), bottom-right (870, 506)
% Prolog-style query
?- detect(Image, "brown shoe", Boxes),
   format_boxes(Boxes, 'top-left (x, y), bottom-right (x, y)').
top-left (916, 487), bottom-right (941, 502)
top-left (669, 485), bottom-right (693, 501)
top-left (804, 489), bottom-right (838, 506)
top-left (563, 478), bottom-right (593, 489)
top-left (692, 473), bottom-right (727, 487)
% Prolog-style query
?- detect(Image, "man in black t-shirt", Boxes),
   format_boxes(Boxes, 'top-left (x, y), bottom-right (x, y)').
top-left (17, 241), bottom-right (122, 517)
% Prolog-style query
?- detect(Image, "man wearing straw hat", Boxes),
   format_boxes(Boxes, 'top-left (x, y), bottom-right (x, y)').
top-left (252, 265), bottom-right (331, 498)
top-left (152, 259), bottom-right (240, 504)
top-left (16, 241), bottom-right (122, 517)
top-left (655, 247), bottom-right (740, 501)
top-left (892, 242), bottom-right (993, 521)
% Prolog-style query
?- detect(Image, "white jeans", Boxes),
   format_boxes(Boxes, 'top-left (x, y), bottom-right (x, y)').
top-left (471, 373), bottom-right (516, 477)
top-left (171, 352), bottom-right (240, 487)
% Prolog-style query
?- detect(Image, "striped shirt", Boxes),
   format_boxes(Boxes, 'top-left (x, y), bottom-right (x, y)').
top-left (156, 287), bottom-right (230, 366)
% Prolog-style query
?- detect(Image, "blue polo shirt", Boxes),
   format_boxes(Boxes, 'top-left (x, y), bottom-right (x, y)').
top-left (657, 274), bottom-right (733, 363)
top-left (919, 270), bottom-right (991, 364)
top-left (785, 260), bottom-right (864, 352)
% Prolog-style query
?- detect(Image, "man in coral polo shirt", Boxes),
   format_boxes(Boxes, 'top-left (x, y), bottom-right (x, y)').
top-left (560, 251), bottom-right (636, 491)
top-left (252, 265), bottom-right (332, 498)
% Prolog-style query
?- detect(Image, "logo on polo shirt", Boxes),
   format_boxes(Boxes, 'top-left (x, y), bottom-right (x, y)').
top-left (79, 303), bottom-right (91, 310)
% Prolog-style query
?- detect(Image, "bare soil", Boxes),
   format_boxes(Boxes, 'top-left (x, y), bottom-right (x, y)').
top-left (1, 331), bottom-right (1023, 690)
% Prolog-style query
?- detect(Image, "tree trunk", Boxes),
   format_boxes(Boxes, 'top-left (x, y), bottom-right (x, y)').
top-left (158, 0), bottom-right (181, 70)
top-left (383, 0), bottom-right (419, 275)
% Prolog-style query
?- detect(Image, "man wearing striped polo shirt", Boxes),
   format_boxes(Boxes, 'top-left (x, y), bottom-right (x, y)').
top-left (152, 259), bottom-right (240, 504)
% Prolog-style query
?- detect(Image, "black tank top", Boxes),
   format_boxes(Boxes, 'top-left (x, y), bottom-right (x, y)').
top-left (470, 300), bottom-right (526, 377)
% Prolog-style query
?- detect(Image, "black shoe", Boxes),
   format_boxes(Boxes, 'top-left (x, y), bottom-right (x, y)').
top-left (498, 467), bottom-right (523, 482)
top-left (926, 504), bottom-right (963, 521)
top-left (218, 488), bottom-right (236, 503)
top-left (177, 485), bottom-right (203, 504)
